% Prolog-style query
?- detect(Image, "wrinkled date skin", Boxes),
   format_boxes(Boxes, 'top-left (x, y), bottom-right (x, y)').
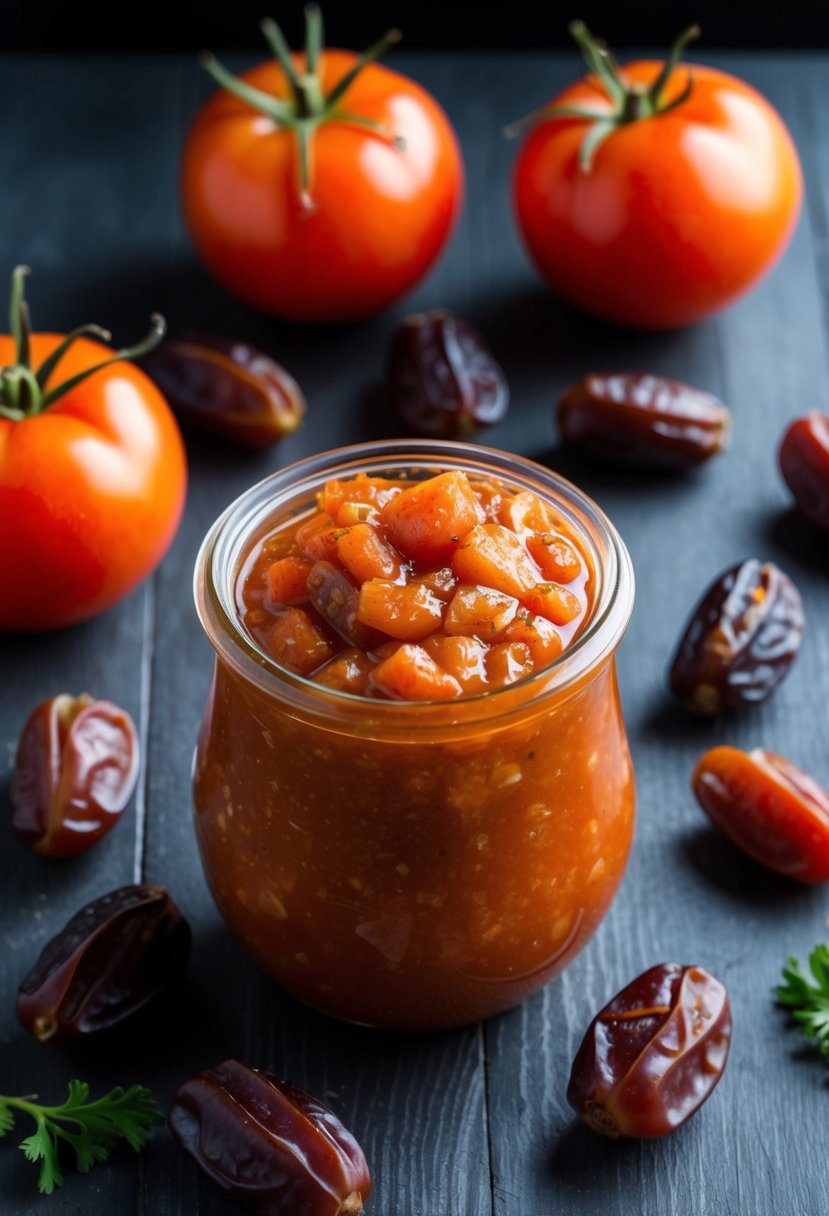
top-left (11, 693), bottom-right (139, 857)
top-left (148, 334), bottom-right (306, 449)
top-left (17, 885), bottom-right (191, 1042)
top-left (169, 1059), bottom-right (371, 1216)
top-left (567, 963), bottom-right (731, 1139)
top-left (693, 745), bottom-right (829, 883)
top-left (557, 372), bottom-right (731, 468)
top-left (779, 412), bottom-right (829, 530)
top-left (389, 310), bottom-right (509, 437)
top-left (669, 559), bottom-right (804, 715)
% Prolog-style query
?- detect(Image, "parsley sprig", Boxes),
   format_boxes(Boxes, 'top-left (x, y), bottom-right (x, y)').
top-left (0, 1080), bottom-right (163, 1194)
top-left (777, 944), bottom-right (829, 1056)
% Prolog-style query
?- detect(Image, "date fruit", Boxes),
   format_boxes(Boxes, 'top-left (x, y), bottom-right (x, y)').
top-left (557, 372), bottom-right (730, 468)
top-left (11, 693), bottom-right (139, 857)
top-left (169, 1059), bottom-right (371, 1216)
top-left (17, 885), bottom-right (190, 1042)
top-left (389, 309), bottom-right (509, 437)
top-left (779, 412), bottom-right (829, 530)
top-left (567, 963), bottom-right (731, 1139)
top-left (148, 333), bottom-right (306, 448)
top-left (669, 559), bottom-right (804, 715)
top-left (693, 746), bottom-right (829, 883)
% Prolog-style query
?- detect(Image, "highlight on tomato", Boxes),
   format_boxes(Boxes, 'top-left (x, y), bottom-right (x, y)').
top-left (507, 23), bottom-right (803, 330)
top-left (182, 5), bottom-right (464, 323)
top-left (0, 267), bottom-right (187, 631)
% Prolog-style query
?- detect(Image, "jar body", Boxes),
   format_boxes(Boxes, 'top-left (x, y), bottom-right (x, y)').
top-left (192, 439), bottom-right (636, 1030)
top-left (193, 652), bottom-right (634, 1030)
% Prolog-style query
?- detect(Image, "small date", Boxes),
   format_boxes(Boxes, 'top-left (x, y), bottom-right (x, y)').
top-left (693, 746), bottom-right (829, 883)
top-left (11, 693), bottom-right (139, 857)
top-left (169, 1059), bottom-right (371, 1216)
top-left (779, 412), bottom-right (829, 530)
top-left (669, 559), bottom-right (804, 715)
top-left (389, 309), bottom-right (509, 437)
top-left (17, 885), bottom-right (191, 1042)
top-left (557, 372), bottom-right (731, 468)
top-left (567, 962), bottom-right (731, 1139)
top-left (148, 333), bottom-right (306, 448)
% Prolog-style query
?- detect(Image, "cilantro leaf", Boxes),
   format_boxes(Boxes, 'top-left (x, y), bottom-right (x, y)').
top-left (0, 1080), bottom-right (163, 1195)
top-left (777, 944), bottom-right (829, 1056)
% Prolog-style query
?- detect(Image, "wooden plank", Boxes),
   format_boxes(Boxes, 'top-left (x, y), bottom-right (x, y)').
top-left (483, 51), bottom-right (829, 1216)
top-left (0, 54), bottom-right (186, 1213)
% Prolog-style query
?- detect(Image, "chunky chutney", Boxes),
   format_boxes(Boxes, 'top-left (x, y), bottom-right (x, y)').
top-left (193, 444), bottom-right (635, 1030)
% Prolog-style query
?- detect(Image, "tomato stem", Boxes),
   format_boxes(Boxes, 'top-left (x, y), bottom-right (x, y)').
top-left (200, 6), bottom-right (404, 205)
top-left (0, 268), bottom-right (166, 420)
top-left (504, 21), bottom-right (700, 172)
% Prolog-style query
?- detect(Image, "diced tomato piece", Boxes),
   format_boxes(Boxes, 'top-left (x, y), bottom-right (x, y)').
top-left (314, 649), bottom-right (375, 695)
top-left (381, 471), bottom-right (483, 564)
top-left (372, 643), bottom-right (462, 701)
top-left (337, 523), bottom-right (405, 583)
top-left (526, 532), bottom-right (582, 583)
top-left (504, 612), bottom-right (563, 667)
top-left (335, 501), bottom-right (381, 527)
top-left (306, 561), bottom-right (376, 647)
top-left (267, 556), bottom-right (313, 605)
top-left (413, 567), bottom-right (457, 602)
top-left (423, 633), bottom-right (489, 694)
top-left (522, 582), bottom-right (582, 626)
top-left (444, 584), bottom-right (518, 639)
top-left (295, 511), bottom-right (333, 548)
top-left (486, 640), bottom-right (533, 688)
top-left (357, 580), bottom-right (445, 641)
top-left (321, 474), bottom-right (400, 517)
top-left (498, 491), bottom-right (555, 536)
top-left (266, 607), bottom-right (333, 675)
top-left (303, 525), bottom-right (346, 564)
top-left (452, 524), bottom-right (538, 599)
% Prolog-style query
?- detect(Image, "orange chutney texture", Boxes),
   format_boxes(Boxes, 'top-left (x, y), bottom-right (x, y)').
top-left (193, 469), bottom-right (635, 1029)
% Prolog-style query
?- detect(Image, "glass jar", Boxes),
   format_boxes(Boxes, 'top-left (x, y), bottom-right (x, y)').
top-left (193, 440), bottom-right (635, 1030)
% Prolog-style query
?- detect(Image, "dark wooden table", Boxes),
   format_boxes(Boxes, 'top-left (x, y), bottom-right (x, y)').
top-left (2, 47), bottom-right (829, 1216)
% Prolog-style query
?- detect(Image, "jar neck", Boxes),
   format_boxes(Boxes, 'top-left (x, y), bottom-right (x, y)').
top-left (194, 440), bottom-right (635, 735)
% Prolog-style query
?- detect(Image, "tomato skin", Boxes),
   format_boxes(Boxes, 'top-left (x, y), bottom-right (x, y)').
top-left (182, 51), bottom-right (464, 322)
top-left (513, 62), bottom-right (803, 329)
top-left (0, 334), bottom-right (187, 631)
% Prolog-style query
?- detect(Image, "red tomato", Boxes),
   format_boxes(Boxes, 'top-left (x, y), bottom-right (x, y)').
top-left (182, 17), bottom-right (463, 322)
top-left (0, 271), bottom-right (187, 631)
top-left (511, 24), bottom-right (802, 329)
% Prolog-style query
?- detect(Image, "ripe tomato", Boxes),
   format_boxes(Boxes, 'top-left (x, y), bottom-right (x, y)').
top-left (182, 13), bottom-right (463, 323)
top-left (0, 269), bottom-right (187, 631)
top-left (510, 24), bottom-right (802, 329)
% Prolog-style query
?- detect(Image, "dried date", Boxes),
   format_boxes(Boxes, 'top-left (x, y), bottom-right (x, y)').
top-left (779, 412), bottom-right (829, 530)
top-left (306, 560), bottom-right (378, 649)
top-left (557, 372), bottom-right (730, 468)
top-left (567, 962), bottom-right (731, 1139)
top-left (669, 559), bottom-right (804, 715)
top-left (17, 885), bottom-right (190, 1042)
top-left (693, 745), bottom-right (829, 883)
top-left (148, 333), bottom-right (306, 448)
top-left (389, 309), bottom-right (509, 437)
top-left (11, 693), bottom-right (139, 857)
top-left (169, 1059), bottom-right (371, 1216)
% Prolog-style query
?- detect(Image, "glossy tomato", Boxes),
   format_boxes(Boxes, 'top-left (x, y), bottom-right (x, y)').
top-left (0, 269), bottom-right (187, 631)
top-left (182, 13), bottom-right (463, 323)
top-left (510, 24), bottom-right (802, 329)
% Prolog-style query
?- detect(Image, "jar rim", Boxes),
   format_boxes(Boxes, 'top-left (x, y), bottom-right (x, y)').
top-left (194, 439), bottom-right (635, 734)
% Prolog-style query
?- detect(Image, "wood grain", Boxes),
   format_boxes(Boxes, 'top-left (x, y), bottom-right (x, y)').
top-left (1, 49), bottom-right (829, 1216)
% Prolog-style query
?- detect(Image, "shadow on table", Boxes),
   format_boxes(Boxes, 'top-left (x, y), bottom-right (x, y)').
top-left (676, 824), bottom-right (818, 911)
top-left (763, 506), bottom-right (829, 578)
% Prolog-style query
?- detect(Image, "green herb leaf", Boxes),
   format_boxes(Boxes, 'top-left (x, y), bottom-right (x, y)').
top-left (777, 944), bottom-right (829, 1056)
top-left (0, 1080), bottom-right (164, 1195)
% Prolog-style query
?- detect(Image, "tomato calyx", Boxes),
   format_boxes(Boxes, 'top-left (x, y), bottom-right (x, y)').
top-left (0, 266), bottom-right (166, 422)
top-left (505, 20), bottom-right (700, 172)
top-left (200, 4), bottom-right (406, 210)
